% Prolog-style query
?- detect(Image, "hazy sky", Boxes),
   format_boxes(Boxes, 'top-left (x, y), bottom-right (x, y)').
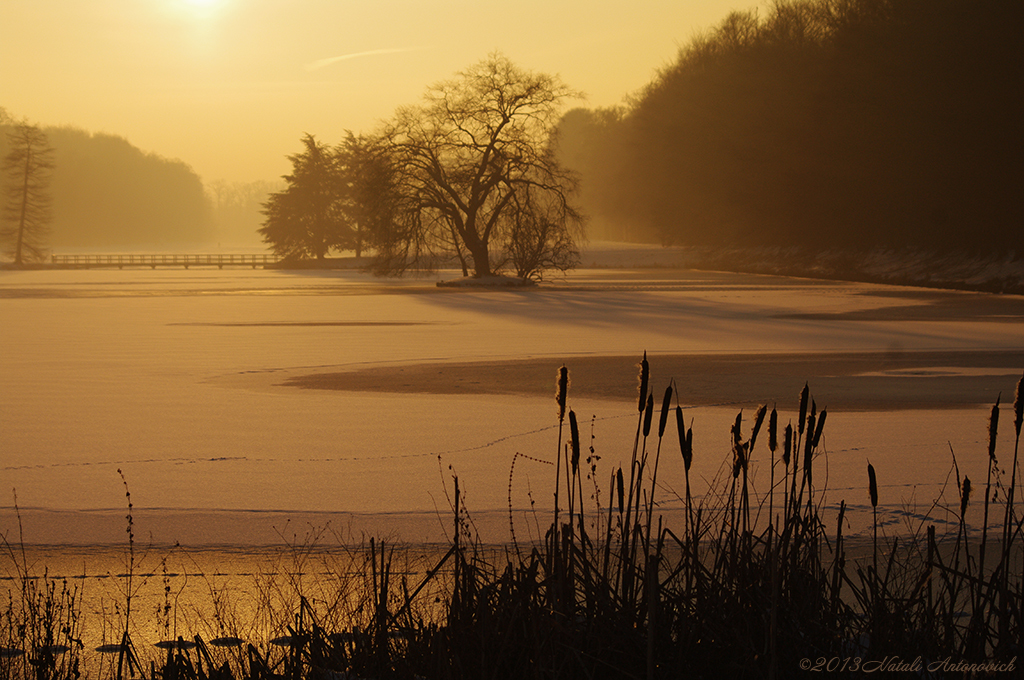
top-left (3, 0), bottom-right (749, 184)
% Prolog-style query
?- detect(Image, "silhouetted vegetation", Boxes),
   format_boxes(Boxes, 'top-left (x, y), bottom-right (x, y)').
top-left (4, 359), bottom-right (1023, 679)
top-left (0, 118), bottom-right (212, 251)
top-left (558, 0), bottom-right (1023, 255)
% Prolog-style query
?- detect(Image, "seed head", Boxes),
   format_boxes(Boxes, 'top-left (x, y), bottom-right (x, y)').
top-left (556, 365), bottom-right (568, 423)
top-left (782, 423), bottom-right (792, 467)
top-left (988, 395), bottom-right (1000, 462)
top-left (798, 383), bottom-right (809, 435)
top-left (768, 407), bottom-right (778, 453)
top-left (812, 408), bottom-right (827, 449)
top-left (1013, 371), bottom-right (1023, 438)
top-left (750, 404), bottom-right (767, 452)
top-left (676, 406), bottom-right (692, 471)
top-left (960, 476), bottom-right (972, 518)
top-left (658, 385), bottom-right (673, 438)
top-left (637, 351), bottom-right (649, 414)
top-left (642, 393), bottom-right (654, 438)
top-left (867, 463), bottom-right (878, 508)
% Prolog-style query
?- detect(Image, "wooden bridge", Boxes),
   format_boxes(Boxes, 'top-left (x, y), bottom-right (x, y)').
top-left (51, 253), bottom-right (278, 269)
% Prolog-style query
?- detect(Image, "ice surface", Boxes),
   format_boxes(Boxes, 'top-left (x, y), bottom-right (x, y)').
top-left (1, 258), bottom-right (1021, 546)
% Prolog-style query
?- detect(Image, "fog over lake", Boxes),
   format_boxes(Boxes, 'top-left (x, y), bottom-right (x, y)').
top-left (2, 253), bottom-right (1022, 547)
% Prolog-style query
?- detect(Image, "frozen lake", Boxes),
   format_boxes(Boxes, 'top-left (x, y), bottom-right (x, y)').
top-left (2, 257), bottom-right (1022, 547)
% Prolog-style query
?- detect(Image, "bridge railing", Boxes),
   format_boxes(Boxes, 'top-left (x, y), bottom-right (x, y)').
top-left (50, 254), bottom-right (277, 269)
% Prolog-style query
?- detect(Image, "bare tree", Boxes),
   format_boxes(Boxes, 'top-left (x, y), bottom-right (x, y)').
top-left (377, 53), bottom-right (584, 279)
top-left (2, 124), bottom-right (54, 265)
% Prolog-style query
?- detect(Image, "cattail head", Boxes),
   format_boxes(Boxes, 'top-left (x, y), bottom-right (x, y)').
top-left (658, 385), bottom-right (673, 438)
top-left (556, 365), bottom-right (568, 423)
top-left (569, 410), bottom-right (580, 475)
top-left (798, 383), bottom-right (809, 435)
top-left (768, 407), bottom-right (778, 453)
top-left (812, 408), bottom-right (827, 449)
top-left (867, 463), bottom-right (878, 508)
top-left (616, 467), bottom-right (625, 513)
top-left (988, 395), bottom-right (1000, 462)
top-left (637, 351), bottom-right (649, 413)
top-left (733, 441), bottom-right (748, 478)
top-left (675, 406), bottom-right (692, 471)
top-left (960, 476), bottom-right (972, 518)
top-left (642, 393), bottom-right (654, 437)
top-left (686, 428), bottom-right (693, 471)
top-left (1014, 371), bottom-right (1023, 438)
top-left (783, 423), bottom-right (792, 467)
top-left (750, 404), bottom-right (767, 452)
top-left (732, 411), bottom-right (743, 449)
top-left (803, 410), bottom-right (816, 482)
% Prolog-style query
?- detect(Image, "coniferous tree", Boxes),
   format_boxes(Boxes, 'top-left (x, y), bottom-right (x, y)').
top-left (2, 124), bottom-right (54, 264)
top-left (259, 134), bottom-right (349, 261)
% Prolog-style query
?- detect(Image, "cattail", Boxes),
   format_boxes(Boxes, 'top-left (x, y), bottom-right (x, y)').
top-left (637, 351), bottom-right (649, 413)
top-left (798, 383), bottom-right (809, 435)
top-left (658, 385), bottom-right (673, 438)
top-left (686, 428), bottom-right (693, 470)
top-left (988, 395), bottom-right (1000, 461)
top-left (569, 410), bottom-right (580, 475)
top-left (1014, 371), bottom-right (1023, 438)
top-left (867, 463), bottom-right (878, 508)
top-left (804, 410), bottom-right (816, 483)
top-left (782, 423), bottom-right (792, 467)
top-left (556, 365), bottom-right (568, 423)
top-left (733, 442), bottom-right (746, 478)
top-left (675, 406), bottom-right (692, 471)
top-left (812, 408), bottom-right (827, 449)
top-left (616, 467), bottom-right (625, 513)
top-left (768, 407), bottom-right (778, 453)
top-left (750, 404), bottom-right (767, 451)
top-left (960, 476), bottom-right (972, 518)
top-left (732, 411), bottom-right (743, 448)
top-left (642, 393), bottom-right (654, 437)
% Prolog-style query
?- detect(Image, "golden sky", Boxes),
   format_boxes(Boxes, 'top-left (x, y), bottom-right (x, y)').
top-left (2, 0), bottom-right (747, 183)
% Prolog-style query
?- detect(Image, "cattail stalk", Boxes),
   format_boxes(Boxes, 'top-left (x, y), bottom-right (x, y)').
top-left (553, 366), bottom-right (569, 532)
top-left (868, 463), bottom-right (878, 576)
top-left (1003, 374), bottom-right (1023, 550)
top-left (979, 397), bottom-right (999, 588)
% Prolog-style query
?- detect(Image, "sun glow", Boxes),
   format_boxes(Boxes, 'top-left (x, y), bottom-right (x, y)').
top-left (176, 0), bottom-right (226, 16)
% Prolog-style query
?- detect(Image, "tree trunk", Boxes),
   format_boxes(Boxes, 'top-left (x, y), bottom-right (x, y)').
top-left (462, 230), bottom-right (491, 277)
top-left (466, 241), bottom-right (491, 277)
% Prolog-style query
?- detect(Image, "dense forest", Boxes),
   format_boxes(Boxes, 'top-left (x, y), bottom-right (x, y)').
top-left (557, 0), bottom-right (1023, 254)
top-left (0, 118), bottom-right (214, 249)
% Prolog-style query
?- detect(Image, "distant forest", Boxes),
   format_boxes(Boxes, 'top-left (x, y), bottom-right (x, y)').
top-left (0, 121), bottom-right (212, 248)
top-left (557, 0), bottom-right (1023, 254)
top-left (0, 115), bottom-right (274, 250)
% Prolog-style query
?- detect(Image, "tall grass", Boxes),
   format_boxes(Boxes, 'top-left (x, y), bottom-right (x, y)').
top-left (2, 360), bottom-right (1022, 679)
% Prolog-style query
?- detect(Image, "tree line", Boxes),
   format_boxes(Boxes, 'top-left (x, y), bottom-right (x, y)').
top-left (260, 54), bottom-right (585, 280)
top-left (556, 0), bottom-right (1023, 254)
top-left (0, 111), bottom-right (215, 258)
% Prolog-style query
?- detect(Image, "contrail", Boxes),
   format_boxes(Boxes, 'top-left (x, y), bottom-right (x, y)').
top-left (304, 47), bottom-right (423, 71)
